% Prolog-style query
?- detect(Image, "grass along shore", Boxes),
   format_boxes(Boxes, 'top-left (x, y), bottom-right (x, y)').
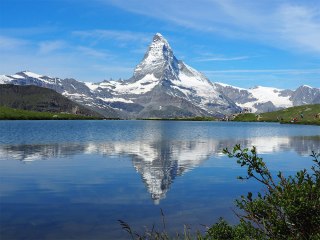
top-left (0, 106), bottom-right (103, 120)
top-left (1, 104), bottom-right (319, 124)
top-left (137, 116), bottom-right (217, 121)
top-left (233, 104), bottom-right (320, 125)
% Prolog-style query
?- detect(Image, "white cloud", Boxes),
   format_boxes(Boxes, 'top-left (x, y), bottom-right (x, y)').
top-left (73, 29), bottom-right (151, 43)
top-left (203, 68), bottom-right (320, 88)
top-left (105, 0), bottom-right (320, 54)
top-left (203, 69), bottom-right (320, 75)
top-left (0, 35), bottom-right (28, 50)
top-left (195, 56), bottom-right (250, 62)
top-left (76, 46), bottom-right (110, 59)
top-left (37, 39), bottom-right (112, 59)
top-left (0, 49), bottom-right (133, 82)
top-left (276, 4), bottom-right (320, 53)
top-left (92, 64), bottom-right (133, 77)
top-left (38, 40), bottom-right (66, 54)
top-left (0, 34), bottom-right (134, 81)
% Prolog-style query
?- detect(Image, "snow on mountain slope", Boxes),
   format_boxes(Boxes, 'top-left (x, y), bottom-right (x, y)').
top-left (173, 62), bottom-right (226, 107)
top-left (214, 83), bottom-right (319, 113)
top-left (23, 71), bottom-right (43, 79)
top-left (133, 33), bottom-right (179, 81)
top-left (238, 86), bottom-right (293, 112)
top-left (0, 71), bottom-right (64, 86)
top-left (84, 82), bottom-right (99, 91)
top-left (0, 75), bottom-right (12, 84)
top-left (250, 86), bottom-right (292, 107)
top-left (113, 73), bottom-right (159, 94)
top-left (98, 97), bottom-right (134, 103)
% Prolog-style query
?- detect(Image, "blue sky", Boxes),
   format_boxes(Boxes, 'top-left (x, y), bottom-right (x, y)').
top-left (0, 0), bottom-right (319, 89)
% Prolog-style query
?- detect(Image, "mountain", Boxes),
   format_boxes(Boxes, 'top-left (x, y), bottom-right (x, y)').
top-left (0, 33), bottom-right (319, 116)
top-left (0, 84), bottom-right (102, 117)
top-left (214, 83), bottom-right (320, 113)
top-left (85, 33), bottom-right (239, 118)
top-left (0, 33), bottom-right (239, 118)
top-left (0, 71), bottom-right (120, 118)
top-left (291, 85), bottom-right (320, 106)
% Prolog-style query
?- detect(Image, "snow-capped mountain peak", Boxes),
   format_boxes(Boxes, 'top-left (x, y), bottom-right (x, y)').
top-left (127, 33), bottom-right (239, 116)
top-left (133, 33), bottom-right (179, 81)
top-left (148, 32), bottom-right (173, 60)
top-left (0, 71), bottom-right (43, 82)
top-left (20, 71), bottom-right (43, 79)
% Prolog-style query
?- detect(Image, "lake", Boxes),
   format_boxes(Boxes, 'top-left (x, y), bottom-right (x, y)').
top-left (0, 120), bottom-right (319, 239)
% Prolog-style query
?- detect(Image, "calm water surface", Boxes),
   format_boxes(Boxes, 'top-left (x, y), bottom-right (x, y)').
top-left (0, 120), bottom-right (319, 239)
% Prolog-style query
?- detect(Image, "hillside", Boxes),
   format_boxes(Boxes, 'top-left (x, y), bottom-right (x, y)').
top-left (233, 104), bottom-right (320, 125)
top-left (0, 106), bottom-right (103, 120)
top-left (0, 84), bottom-right (102, 117)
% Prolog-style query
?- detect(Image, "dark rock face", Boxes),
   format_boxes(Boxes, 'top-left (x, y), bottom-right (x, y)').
top-left (290, 86), bottom-right (320, 106)
top-left (214, 83), bottom-right (256, 105)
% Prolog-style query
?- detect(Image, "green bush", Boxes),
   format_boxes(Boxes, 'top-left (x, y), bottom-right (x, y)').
top-left (203, 218), bottom-right (264, 240)
top-left (208, 145), bottom-right (320, 240)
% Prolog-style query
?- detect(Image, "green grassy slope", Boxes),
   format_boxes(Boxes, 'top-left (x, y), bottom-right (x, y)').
top-left (233, 104), bottom-right (320, 125)
top-left (0, 84), bottom-right (102, 117)
top-left (0, 106), bottom-right (101, 120)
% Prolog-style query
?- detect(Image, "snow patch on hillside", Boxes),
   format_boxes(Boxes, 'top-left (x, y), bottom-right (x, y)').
top-left (113, 73), bottom-right (159, 94)
top-left (0, 75), bottom-right (12, 84)
top-left (250, 86), bottom-right (292, 107)
top-left (98, 97), bottom-right (134, 103)
top-left (85, 82), bottom-right (99, 91)
top-left (171, 63), bottom-right (224, 107)
top-left (11, 74), bottom-right (25, 79)
top-left (235, 86), bottom-right (293, 112)
top-left (23, 71), bottom-right (43, 79)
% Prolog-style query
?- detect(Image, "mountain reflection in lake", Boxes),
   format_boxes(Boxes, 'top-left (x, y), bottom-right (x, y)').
top-left (0, 121), bottom-right (319, 239)
top-left (1, 135), bottom-right (319, 204)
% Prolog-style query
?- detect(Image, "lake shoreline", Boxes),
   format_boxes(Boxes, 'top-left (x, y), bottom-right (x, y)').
top-left (2, 118), bottom-right (319, 126)
top-left (1, 104), bottom-right (319, 125)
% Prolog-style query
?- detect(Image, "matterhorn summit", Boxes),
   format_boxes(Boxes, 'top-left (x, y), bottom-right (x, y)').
top-left (112, 33), bottom-right (239, 118)
top-left (133, 33), bottom-right (179, 81)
